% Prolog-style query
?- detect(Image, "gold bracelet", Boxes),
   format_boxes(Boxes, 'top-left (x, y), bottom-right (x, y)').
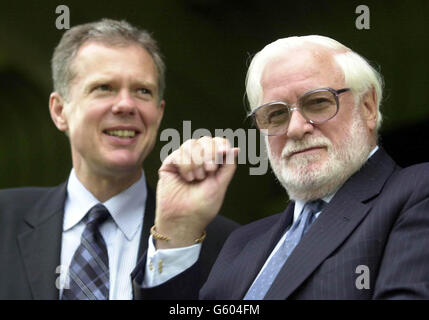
top-left (150, 225), bottom-right (207, 244)
top-left (150, 225), bottom-right (170, 241)
top-left (194, 230), bottom-right (207, 243)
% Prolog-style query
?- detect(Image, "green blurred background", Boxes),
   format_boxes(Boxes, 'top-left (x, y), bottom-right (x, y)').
top-left (1, 0), bottom-right (428, 224)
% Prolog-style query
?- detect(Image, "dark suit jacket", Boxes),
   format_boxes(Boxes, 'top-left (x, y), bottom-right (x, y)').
top-left (137, 148), bottom-right (429, 299)
top-left (0, 182), bottom-right (239, 299)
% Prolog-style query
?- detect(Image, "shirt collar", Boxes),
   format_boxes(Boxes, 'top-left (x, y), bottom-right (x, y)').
top-left (63, 169), bottom-right (147, 241)
top-left (293, 145), bottom-right (379, 221)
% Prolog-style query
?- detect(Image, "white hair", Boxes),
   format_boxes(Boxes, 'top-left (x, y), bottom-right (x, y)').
top-left (245, 35), bottom-right (384, 131)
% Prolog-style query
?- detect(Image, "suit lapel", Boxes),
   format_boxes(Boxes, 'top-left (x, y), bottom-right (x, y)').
top-left (137, 184), bottom-right (155, 259)
top-left (265, 148), bottom-right (397, 299)
top-left (231, 203), bottom-right (294, 299)
top-left (17, 183), bottom-right (67, 300)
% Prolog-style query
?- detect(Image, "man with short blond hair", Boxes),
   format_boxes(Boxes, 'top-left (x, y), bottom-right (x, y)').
top-left (0, 19), bottom-right (238, 300)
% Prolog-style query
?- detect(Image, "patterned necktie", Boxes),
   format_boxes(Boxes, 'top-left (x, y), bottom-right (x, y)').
top-left (62, 204), bottom-right (110, 300)
top-left (244, 200), bottom-right (326, 300)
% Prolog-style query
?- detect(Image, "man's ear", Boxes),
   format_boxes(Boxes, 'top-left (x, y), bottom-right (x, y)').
top-left (360, 87), bottom-right (378, 131)
top-left (157, 99), bottom-right (166, 126)
top-left (49, 92), bottom-right (69, 132)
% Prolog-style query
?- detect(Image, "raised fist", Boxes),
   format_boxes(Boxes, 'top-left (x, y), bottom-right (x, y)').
top-left (155, 137), bottom-right (239, 248)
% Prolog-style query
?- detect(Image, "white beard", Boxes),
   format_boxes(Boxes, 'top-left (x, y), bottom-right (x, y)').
top-left (267, 111), bottom-right (373, 201)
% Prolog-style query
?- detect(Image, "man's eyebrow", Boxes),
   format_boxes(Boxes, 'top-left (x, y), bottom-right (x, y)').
top-left (84, 77), bottom-right (113, 87)
top-left (133, 79), bottom-right (157, 88)
top-left (85, 76), bottom-right (156, 86)
top-left (82, 77), bottom-right (158, 93)
top-left (79, 77), bottom-right (113, 95)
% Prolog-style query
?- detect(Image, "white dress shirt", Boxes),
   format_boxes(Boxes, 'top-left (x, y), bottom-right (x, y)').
top-left (144, 146), bottom-right (379, 288)
top-left (59, 169), bottom-right (147, 300)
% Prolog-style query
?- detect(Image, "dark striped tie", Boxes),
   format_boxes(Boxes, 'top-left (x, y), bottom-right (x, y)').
top-left (62, 204), bottom-right (110, 300)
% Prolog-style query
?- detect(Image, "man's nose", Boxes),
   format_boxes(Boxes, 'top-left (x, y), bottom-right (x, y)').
top-left (286, 109), bottom-right (314, 140)
top-left (112, 90), bottom-right (136, 115)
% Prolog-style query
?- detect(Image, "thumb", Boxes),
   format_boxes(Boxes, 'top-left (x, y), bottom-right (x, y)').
top-left (217, 147), bottom-right (239, 186)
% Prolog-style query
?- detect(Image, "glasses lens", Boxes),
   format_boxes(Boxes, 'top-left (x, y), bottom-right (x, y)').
top-left (300, 90), bottom-right (338, 123)
top-left (255, 103), bottom-right (289, 135)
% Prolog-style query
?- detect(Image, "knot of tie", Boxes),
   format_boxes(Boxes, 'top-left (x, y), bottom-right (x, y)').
top-left (85, 203), bottom-right (110, 228)
top-left (306, 199), bottom-right (326, 215)
top-left (302, 199), bottom-right (326, 235)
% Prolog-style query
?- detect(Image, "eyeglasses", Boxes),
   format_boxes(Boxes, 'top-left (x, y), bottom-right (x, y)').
top-left (249, 87), bottom-right (350, 136)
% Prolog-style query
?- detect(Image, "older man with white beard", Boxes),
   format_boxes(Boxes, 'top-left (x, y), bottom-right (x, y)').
top-left (133, 35), bottom-right (429, 300)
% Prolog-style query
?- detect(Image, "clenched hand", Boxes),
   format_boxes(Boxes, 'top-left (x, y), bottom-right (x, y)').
top-left (155, 137), bottom-right (239, 249)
